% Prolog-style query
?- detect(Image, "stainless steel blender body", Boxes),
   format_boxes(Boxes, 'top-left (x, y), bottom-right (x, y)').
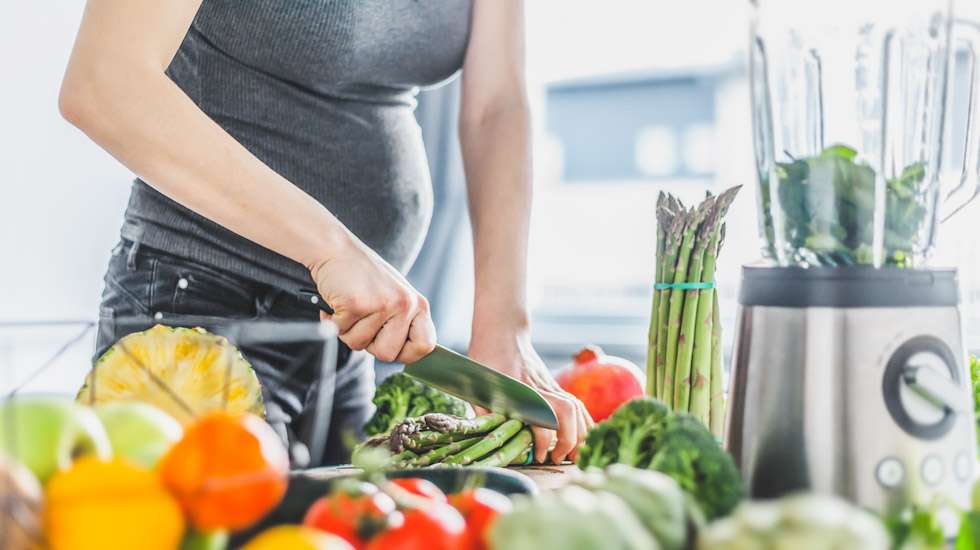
top-left (726, 267), bottom-right (976, 513)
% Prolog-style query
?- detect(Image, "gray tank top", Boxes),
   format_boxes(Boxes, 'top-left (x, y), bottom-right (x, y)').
top-left (121, 0), bottom-right (473, 288)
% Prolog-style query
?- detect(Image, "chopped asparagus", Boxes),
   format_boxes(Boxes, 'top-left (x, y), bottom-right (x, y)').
top-left (423, 412), bottom-right (507, 435)
top-left (474, 428), bottom-right (534, 468)
top-left (442, 419), bottom-right (524, 466)
top-left (408, 436), bottom-right (483, 467)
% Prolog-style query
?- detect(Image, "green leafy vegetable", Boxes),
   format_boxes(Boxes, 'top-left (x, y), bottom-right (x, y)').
top-left (489, 485), bottom-right (659, 550)
top-left (760, 144), bottom-right (929, 267)
top-left (956, 510), bottom-right (980, 550)
top-left (363, 373), bottom-right (469, 437)
top-left (697, 493), bottom-right (890, 549)
top-left (577, 398), bottom-right (744, 519)
top-left (575, 465), bottom-right (703, 550)
top-left (884, 503), bottom-right (947, 550)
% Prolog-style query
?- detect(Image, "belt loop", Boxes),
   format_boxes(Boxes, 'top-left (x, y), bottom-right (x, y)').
top-left (126, 239), bottom-right (142, 272)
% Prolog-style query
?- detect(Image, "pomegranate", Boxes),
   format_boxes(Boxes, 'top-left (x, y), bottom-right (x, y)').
top-left (556, 345), bottom-right (644, 422)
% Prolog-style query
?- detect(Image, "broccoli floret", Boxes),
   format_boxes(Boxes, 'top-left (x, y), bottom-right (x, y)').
top-left (576, 398), bottom-right (744, 520)
top-left (363, 373), bottom-right (468, 436)
top-left (577, 398), bottom-right (670, 469)
top-left (648, 413), bottom-right (744, 519)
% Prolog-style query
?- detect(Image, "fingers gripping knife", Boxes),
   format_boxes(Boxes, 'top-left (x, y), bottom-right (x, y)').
top-left (297, 289), bottom-right (558, 430)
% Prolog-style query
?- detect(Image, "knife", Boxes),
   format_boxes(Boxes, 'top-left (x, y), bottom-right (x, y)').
top-left (296, 288), bottom-right (559, 429)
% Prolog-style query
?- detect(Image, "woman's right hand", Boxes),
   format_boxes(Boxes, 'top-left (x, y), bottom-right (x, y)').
top-left (310, 234), bottom-right (437, 364)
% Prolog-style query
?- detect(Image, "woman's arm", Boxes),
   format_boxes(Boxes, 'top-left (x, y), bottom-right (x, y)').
top-left (61, 0), bottom-right (435, 363)
top-left (459, 0), bottom-right (593, 464)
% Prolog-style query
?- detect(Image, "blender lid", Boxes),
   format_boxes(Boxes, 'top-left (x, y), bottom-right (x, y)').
top-left (739, 266), bottom-right (960, 308)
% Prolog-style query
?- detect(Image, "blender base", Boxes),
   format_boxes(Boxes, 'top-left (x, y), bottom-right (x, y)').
top-left (726, 266), bottom-right (975, 527)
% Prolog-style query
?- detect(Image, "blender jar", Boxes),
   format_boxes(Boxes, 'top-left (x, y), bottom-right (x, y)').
top-left (750, 0), bottom-right (980, 267)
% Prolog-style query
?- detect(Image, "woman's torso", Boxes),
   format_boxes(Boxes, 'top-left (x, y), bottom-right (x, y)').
top-left (122, 0), bottom-right (473, 288)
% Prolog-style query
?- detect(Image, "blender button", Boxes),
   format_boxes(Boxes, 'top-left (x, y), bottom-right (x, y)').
top-left (876, 458), bottom-right (905, 488)
top-left (955, 452), bottom-right (974, 481)
top-left (921, 455), bottom-right (944, 485)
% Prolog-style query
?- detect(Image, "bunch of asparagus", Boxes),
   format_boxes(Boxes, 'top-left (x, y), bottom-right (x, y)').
top-left (645, 186), bottom-right (741, 437)
top-left (355, 413), bottom-right (534, 469)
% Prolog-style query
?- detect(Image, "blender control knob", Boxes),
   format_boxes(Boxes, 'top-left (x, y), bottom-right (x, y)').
top-left (875, 457), bottom-right (905, 488)
top-left (955, 452), bottom-right (974, 482)
top-left (882, 336), bottom-right (960, 440)
top-left (902, 365), bottom-right (965, 414)
top-left (920, 455), bottom-right (945, 486)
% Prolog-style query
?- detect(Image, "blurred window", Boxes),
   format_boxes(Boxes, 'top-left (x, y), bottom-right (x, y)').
top-left (545, 75), bottom-right (718, 182)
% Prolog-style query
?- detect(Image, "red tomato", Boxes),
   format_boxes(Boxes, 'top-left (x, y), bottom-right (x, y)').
top-left (448, 489), bottom-right (512, 550)
top-left (390, 478), bottom-right (447, 503)
top-left (366, 504), bottom-right (466, 550)
top-left (303, 481), bottom-right (397, 550)
top-left (555, 345), bottom-right (644, 421)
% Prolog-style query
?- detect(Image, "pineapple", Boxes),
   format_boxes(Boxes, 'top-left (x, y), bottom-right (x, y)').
top-left (77, 325), bottom-right (265, 425)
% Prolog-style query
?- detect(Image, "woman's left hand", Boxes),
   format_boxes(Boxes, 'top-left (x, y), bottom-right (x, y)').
top-left (468, 326), bottom-right (593, 465)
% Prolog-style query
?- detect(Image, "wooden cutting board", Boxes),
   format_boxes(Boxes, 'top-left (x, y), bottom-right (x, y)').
top-left (511, 463), bottom-right (580, 491)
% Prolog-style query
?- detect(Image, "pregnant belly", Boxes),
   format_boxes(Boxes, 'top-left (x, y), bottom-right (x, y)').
top-left (219, 102), bottom-right (436, 273)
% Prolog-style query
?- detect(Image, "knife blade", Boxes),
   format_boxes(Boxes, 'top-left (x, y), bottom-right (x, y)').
top-left (295, 288), bottom-right (558, 429)
top-left (404, 346), bottom-right (559, 430)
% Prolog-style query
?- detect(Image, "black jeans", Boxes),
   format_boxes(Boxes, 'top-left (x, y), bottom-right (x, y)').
top-left (95, 239), bottom-right (375, 466)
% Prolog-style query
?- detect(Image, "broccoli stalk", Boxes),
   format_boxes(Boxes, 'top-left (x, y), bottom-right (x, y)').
top-left (363, 373), bottom-right (469, 437)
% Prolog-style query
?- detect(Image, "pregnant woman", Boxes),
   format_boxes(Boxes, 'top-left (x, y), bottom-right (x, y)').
top-left (60, 0), bottom-right (590, 464)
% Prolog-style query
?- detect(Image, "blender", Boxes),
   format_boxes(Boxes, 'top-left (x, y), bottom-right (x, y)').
top-left (727, 0), bottom-right (980, 523)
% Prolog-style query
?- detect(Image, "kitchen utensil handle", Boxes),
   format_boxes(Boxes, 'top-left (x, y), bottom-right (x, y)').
top-left (942, 19), bottom-right (980, 222)
top-left (297, 288), bottom-right (335, 315)
top-left (902, 365), bottom-right (964, 414)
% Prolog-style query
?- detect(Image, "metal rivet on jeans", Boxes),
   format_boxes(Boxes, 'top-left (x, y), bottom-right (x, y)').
top-left (177, 278), bottom-right (189, 290)
top-left (154, 312), bottom-right (164, 321)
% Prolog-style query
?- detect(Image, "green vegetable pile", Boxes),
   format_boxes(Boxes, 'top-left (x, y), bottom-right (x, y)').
top-left (490, 465), bottom-right (702, 550)
top-left (698, 493), bottom-right (891, 549)
top-left (576, 398), bottom-right (744, 520)
top-left (759, 144), bottom-right (929, 267)
top-left (647, 186), bottom-right (740, 436)
top-left (363, 373), bottom-right (469, 437)
top-left (355, 413), bottom-right (533, 469)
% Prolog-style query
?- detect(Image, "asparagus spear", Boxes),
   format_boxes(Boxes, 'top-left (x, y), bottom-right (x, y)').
top-left (473, 428), bottom-right (534, 468)
top-left (408, 436), bottom-right (483, 467)
top-left (655, 206), bottom-right (688, 401)
top-left (442, 419), bottom-right (524, 466)
top-left (423, 413), bottom-right (507, 435)
top-left (709, 286), bottom-right (725, 437)
top-left (672, 197), bottom-right (719, 412)
top-left (510, 447), bottom-right (533, 466)
top-left (646, 192), bottom-right (669, 396)
top-left (390, 449), bottom-right (418, 467)
top-left (688, 186), bottom-right (741, 420)
top-left (662, 200), bottom-right (712, 405)
top-left (404, 431), bottom-right (474, 451)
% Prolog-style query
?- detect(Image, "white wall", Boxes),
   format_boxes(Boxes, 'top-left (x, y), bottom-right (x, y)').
top-left (1, 1), bottom-right (130, 393)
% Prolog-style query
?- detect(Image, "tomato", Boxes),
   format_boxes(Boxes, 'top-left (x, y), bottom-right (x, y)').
top-left (303, 481), bottom-right (397, 550)
top-left (390, 478), bottom-right (447, 503)
top-left (448, 489), bottom-right (512, 550)
top-left (366, 503), bottom-right (465, 550)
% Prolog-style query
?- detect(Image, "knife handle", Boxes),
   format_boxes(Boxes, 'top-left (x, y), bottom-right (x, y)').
top-left (297, 288), bottom-right (335, 315)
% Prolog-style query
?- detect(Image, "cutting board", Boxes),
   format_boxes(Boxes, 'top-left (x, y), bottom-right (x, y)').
top-left (510, 463), bottom-right (579, 491)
